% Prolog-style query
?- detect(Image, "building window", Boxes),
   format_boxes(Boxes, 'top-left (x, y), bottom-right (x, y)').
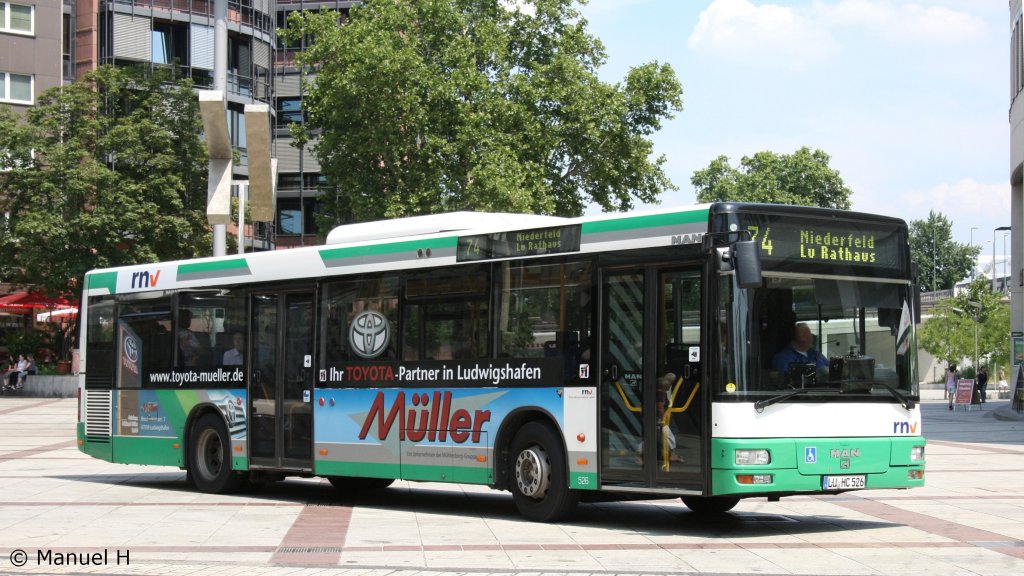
top-left (62, 12), bottom-right (74, 80)
top-left (1, 72), bottom-right (32, 104)
top-left (1, 2), bottom-right (33, 35)
top-left (276, 97), bottom-right (303, 126)
top-left (276, 197), bottom-right (317, 236)
top-left (277, 173), bottom-right (325, 191)
top-left (152, 22), bottom-right (188, 66)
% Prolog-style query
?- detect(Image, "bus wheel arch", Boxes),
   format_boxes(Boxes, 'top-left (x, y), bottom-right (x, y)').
top-left (185, 408), bottom-right (245, 494)
top-left (493, 408), bottom-right (556, 491)
top-left (505, 418), bottom-right (579, 522)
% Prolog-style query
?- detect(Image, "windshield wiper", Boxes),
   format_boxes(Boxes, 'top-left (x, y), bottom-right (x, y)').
top-left (754, 387), bottom-right (818, 412)
top-left (874, 381), bottom-right (915, 410)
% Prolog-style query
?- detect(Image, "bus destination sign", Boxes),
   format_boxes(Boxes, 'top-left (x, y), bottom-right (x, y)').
top-left (457, 225), bottom-right (582, 262)
top-left (736, 214), bottom-right (904, 272)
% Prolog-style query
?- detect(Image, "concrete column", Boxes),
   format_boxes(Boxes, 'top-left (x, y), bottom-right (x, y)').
top-left (210, 0), bottom-right (229, 257)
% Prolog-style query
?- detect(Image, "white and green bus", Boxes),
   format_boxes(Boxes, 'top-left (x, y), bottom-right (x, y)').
top-left (77, 202), bottom-right (925, 521)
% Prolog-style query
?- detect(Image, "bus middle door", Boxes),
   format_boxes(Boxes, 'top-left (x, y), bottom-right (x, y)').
top-left (249, 290), bottom-right (316, 472)
top-left (599, 266), bottom-right (703, 492)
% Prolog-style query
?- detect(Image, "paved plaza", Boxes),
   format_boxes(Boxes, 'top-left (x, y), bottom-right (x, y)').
top-left (1, 392), bottom-right (1023, 576)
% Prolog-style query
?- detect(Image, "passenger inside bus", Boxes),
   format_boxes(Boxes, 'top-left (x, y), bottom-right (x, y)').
top-left (177, 310), bottom-right (204, 368)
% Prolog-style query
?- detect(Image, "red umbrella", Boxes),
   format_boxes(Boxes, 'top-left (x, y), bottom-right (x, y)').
top-left (0, 291), bottom-right (76, 314)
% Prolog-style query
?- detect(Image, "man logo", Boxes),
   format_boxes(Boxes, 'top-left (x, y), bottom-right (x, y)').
top-left (350, 311), bottom-right (390, 359)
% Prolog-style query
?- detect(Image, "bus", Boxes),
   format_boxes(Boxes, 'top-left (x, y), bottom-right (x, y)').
top-left (76, 202), bottom-right (925, 521)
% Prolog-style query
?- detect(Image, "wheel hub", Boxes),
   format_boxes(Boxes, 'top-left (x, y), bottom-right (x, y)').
top-left (515, 445), bottom-right (550, 498)
top-left (197, 428), bottom-right (223, 480)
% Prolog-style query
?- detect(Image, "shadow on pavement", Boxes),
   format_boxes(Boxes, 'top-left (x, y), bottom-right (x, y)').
top-left (50, 471), bottom-right (896, 539)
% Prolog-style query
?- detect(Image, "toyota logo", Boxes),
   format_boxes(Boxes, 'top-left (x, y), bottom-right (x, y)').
top-left (123, 334), bottom-right (139, 363)
top-left (350, 310), bottom-right (390, 359)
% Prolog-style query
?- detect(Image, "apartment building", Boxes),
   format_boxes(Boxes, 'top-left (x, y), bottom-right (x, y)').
top-left (0, 1), bottom-right (65, 113)
top-left (4, 1), bottom-right (363, 249)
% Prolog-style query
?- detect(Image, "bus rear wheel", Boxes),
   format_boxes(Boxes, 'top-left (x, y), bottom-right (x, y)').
top-left (681, 496), bottom-right (740, 515)
top-left (187, 413), bottom-right (245, 494)
top-left (509, 421), bottom-right (578, 522)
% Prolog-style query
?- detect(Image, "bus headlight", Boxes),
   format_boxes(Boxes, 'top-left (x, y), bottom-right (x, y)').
top-left (910, 445), bottom-right (925, 462)
top-left (735, 449), bottom-right (771, 465)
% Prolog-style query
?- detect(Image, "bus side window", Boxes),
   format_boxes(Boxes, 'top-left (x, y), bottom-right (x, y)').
top-left (403, 266), bottom-right (490, 362)
top-left (118, 295), bottom-right (173, 388)
top-left (497, 260), bottom-right (593, 383)
top-left (320, 276), bottom-right (399, 364)
top-left (176, 291), bottom-right (248, 376)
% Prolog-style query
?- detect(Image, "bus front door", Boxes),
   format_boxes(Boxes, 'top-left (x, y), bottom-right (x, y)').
top-left (600, 267), bottom-right (703, 492)
top-left (249, 291), bottom-right (316, 471)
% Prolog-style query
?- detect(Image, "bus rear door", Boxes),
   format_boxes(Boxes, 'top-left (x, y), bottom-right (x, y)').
top-left (599, 266), bottom-right (704, 492)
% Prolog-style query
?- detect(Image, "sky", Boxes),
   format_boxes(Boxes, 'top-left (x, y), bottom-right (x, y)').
top-left (575, 0), bottom-right (1008, 265)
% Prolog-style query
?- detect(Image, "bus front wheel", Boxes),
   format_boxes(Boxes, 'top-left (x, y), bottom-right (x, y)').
top-left (187, 413), bottom-right (245, 493)
top-left (681, 496), bottom-right (740, 515)
top-left (509, 421), bottom-right (578, 522)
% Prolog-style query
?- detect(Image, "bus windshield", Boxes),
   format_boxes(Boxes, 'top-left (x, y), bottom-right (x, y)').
top-left (717, 274), bottom-right (917, 402)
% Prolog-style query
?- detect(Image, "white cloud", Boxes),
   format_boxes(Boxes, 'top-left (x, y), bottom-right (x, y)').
top-left (688, 0), bottom-right (987, 70)
top-left (901, 178), bottom-right (1010, 224)
top-left (688, 0), bottom-right (838, 70)
top-left (816, 0), bottom-right (987, 44)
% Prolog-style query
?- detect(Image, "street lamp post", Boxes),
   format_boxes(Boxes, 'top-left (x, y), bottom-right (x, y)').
top-left (969, 301), bottom-right (981, 374)
top-left (1004, 232), bottom-right (1010, 289)
top-left (994, 226), bottom-right (1011, 291)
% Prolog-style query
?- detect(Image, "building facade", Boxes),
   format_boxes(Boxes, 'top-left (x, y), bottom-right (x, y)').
top-left (5, 1), bottom-right (358, 249)
top-left (1011, 0), bottom-right (1024, 350)
top-left (0, 0), bottom-right (66, 113)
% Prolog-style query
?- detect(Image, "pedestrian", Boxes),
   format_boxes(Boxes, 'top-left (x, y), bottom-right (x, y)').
top-left (977, 365), bottom-right (988, 403)
top-left (946, 363), bottom-right (959, 410)
top-left (4, 353), bottom-right (29, 390)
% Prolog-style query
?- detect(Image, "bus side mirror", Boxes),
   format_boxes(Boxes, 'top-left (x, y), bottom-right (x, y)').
top-left (733, 241), bottom-right (763, 288)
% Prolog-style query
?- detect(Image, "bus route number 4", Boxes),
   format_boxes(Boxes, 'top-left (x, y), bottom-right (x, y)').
top-left (746, 226), bottom-right (773, 256)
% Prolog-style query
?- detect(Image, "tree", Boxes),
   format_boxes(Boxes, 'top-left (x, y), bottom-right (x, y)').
top-left (918, 277), bottom-right (1009, 371)
top-left (282, 0), bottom-right (683, 230)
top-left (908, 211), bottom-right (979, 293)
top-left (0, 66), bottom-right (210, 296)
top-left (691, 147), bottom-right (852, 209)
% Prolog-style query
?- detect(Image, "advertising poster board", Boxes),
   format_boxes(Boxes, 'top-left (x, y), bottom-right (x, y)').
top-left (954, 379), bottom-right (975, 410)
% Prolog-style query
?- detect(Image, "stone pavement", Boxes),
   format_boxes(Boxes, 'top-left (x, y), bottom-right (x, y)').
top-left (1, 393), bottom-right (1023, 576)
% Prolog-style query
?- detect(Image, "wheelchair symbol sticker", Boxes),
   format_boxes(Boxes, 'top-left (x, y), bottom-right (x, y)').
top-left (805, 447), bottom-right (817, 464)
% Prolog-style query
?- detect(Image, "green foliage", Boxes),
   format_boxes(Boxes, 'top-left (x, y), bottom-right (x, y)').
top-left (691, 147), bottom-right (852, 209)
top-left (0, 66), bottom-right (210, 297)
top-left (5, 328), bottom-right (50, 359)
top-left (282, 0), bottom-right (683, 231)
top-left (918, 277), bottom-right (1009, 369)
top-left (908, 210), bottom-right (979, 293)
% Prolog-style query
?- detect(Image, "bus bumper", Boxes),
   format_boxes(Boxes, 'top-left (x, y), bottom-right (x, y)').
top-left (709, 436), bottom-right (926, 497)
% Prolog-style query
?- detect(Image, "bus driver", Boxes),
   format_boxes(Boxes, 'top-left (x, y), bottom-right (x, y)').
top-left (772, 322), bottom-right (829, 374)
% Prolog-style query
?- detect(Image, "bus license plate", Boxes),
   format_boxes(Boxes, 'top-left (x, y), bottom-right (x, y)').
top-left (823, 475), bottom-right (865, 490)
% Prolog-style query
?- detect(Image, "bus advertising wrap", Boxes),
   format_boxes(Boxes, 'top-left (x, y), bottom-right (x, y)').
top-left (317, 358), bottom-right (568, 388)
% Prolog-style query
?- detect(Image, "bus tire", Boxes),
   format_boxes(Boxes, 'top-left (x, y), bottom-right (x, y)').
top-left (328, 476), bottom-right (395, 492)
top-left (188, 413), bottom-right (245, 494)
top-left (681, 496), bottom-right (740, 515)
top-left (509, 421), bottom-right (578, 522)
